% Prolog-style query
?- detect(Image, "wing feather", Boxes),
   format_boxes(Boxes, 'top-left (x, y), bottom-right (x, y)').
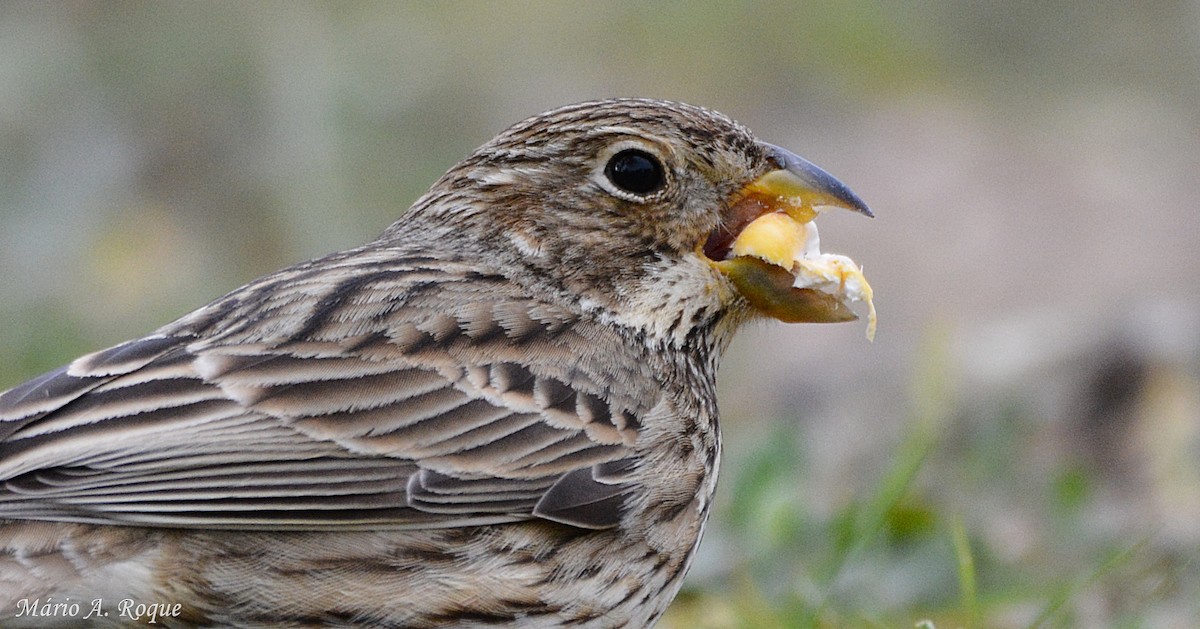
top-left (0, 256), bottom-right (658, 531)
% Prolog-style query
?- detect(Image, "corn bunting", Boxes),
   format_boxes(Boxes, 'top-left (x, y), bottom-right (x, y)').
top-left (0, 99), bottom-right (872, 627)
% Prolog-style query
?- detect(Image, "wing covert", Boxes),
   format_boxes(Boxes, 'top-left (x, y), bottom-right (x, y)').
top-left (0, 257), bottom-right (657, 531)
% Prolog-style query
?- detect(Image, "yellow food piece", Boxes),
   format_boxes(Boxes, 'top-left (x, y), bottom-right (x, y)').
top-left (729, 212), bottom-right (806, 269)
top-left (729, 212), bottom-right (877, 340)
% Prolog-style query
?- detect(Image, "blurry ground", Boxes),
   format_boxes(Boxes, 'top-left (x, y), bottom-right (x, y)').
top-left (1, 2), bottom-right (1198, 627)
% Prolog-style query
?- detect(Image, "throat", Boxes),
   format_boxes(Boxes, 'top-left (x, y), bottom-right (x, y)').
top-left (585, 256), bottom-right (740, 358)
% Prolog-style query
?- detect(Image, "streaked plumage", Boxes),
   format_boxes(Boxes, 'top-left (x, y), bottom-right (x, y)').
top-left (0, 99), bottom-right (870, 627)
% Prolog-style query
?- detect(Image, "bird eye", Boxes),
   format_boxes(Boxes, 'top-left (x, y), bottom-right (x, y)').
top-left (604, 149), bottom-right (665, 195)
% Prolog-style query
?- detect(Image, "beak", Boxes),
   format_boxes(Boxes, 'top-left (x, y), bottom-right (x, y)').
top-left (704, 143), bottom-right (874, 328)
top-left (756, 143), bottom-right (873, 219)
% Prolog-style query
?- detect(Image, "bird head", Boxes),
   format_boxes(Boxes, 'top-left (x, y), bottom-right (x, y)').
top-left (392, 99), bottom-right (874, 346)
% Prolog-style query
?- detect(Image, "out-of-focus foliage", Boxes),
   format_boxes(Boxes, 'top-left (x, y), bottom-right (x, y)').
top-left (668, 331), bottom-right (1200, 627)
top-left (1, 2), bottom-right (1197, 626)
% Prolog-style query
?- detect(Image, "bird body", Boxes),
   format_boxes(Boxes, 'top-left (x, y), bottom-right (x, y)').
top-left (0, 99), bottom-right (870, 627)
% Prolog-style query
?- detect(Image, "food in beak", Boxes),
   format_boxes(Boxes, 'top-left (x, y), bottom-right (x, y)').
top-left (727, 211), bottom-right (876, 340)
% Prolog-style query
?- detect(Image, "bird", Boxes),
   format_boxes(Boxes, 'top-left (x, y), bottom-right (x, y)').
top-left (0, 98), bottom-right (872, 628)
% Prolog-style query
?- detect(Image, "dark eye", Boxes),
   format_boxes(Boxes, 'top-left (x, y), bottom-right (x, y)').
top-left (604, 149), bottom-right (665, 195)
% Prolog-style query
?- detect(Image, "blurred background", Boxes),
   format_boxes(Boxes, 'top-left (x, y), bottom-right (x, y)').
top-left (1, 2), bottom-right (1198, 627)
